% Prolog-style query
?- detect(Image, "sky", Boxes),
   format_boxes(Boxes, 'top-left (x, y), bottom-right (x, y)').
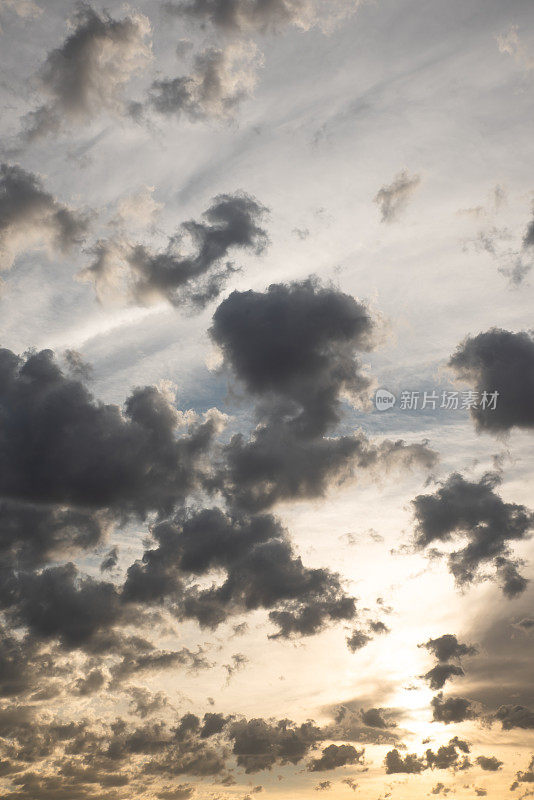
top-left (0, 0), bottom-right (533, 799)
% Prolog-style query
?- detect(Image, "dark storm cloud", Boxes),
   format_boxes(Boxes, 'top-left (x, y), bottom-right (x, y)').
top-left (0, 347), bottom-right (219, 517)
top-left (83, 193), bottom-right (268, 307)
top-left (123, 507), bottom-right (357, 638)
top-left (23, 3), bottom-right (151, 140)
top-left (475, 755), bottom-right (503, 771)
top-left (148, 43), bottom-right (259, 121)
top-left (0, 163), bottom-right (89, 273)
top-left (413, 472), bottom-right (533, 596)
top-left (449, 328), bottom-right (534, 432)
top-left (420, 634), bottom-right (478, 663)
top-left (374, 170), bottom-right (421, 223)
top-left (308, 743), bottom-right (364, 771)
top-left (431, 693), bottom-right (478, 724)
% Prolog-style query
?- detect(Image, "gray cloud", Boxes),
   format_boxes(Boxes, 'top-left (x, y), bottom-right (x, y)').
top-left (148, 43), bottom-right (260, 121)
top-left (0, 347), bottom-right (221, 518)
top-left (475, 755), bottom-right (503, 771)
top-left (308, 743), bottom-right (364, 771)
top-left (495, 705), bottom-right (534, 730)
top-left (449, 328), bottom-right (534, 433)
top-left (420, 634), bottom-right (478, 663)
top-left (413, 472), bottom-right (533, 596)
top-left (123, 507), bottom-right (357, 638)
top-left (23, 3), bottom-right (151, 140)
top-left (431, 693), bottom-right (478, 724)
top-left (83, 192), bottom-right (268, 307)
top-left (511, 756), bottom-right (534, 791)
top-left (163, 0), bottom-right (360, 34)
top-left (374, 170), bottom-right (421, 223)
top-left (386, 738), bottom-right (471, 775)
top-left (209, 279), bottom-right (436, 510)
top-left (211, 278), bottom-right (377, 436)
top-left (0, 163), bottom-right (89, 274)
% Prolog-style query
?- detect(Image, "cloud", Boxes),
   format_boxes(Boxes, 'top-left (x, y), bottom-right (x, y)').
top-left (211, 278), bottom-right (377, 435)
top-left (0, 163), bottom-right (89, 274)
top-left (308, 743), bottom-right (364, 771)
top-left (148, 42), bottom-right (261, 121)
top-left (82, 192), bottom-right (268, 307)
top-left (163, 0), bottom-right (361, 35)
top-left (346, 629), bottom-right (371, 652)
top-left (511, 756), bottom-right (534, 791)
top-left (385, 738), bottom-right (471, 775)
top-left (208, 279), bottom-right (436, 511)
top-left (413, 472), bottom-right (533, 596)
top-left (0, 347), bottom-right (222, 518)
top-left (374, 170), bottom-right (421, 223)
top-left (123, 507), bottom-right (357, 638)
top-left (431, 693), bottom-right (478, 724)
top-left (420, 634), bottom-right (478, 663)
top-left (475, 755), bottom-right (503, 771)
top-left (497, 25), bottom-right (534, 72)
top-left (524, 207), bottom-right (534, 249)
top-left (384, 748), bottom-right (426, 774)
top-left (229, 717), bottom-right (322, 772)
top-left (422, 664), bottom-right (465, 690)
top-left (495, 705), bottom-right (534, 730)
top-left (23, 3), bottom-right (151, 140)
top-left (449, 328), bottom-right (534, 432)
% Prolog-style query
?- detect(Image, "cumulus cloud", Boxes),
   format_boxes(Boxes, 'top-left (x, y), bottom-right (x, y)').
top-left (163, 0), bottom-right (362, 34)
top-left (386, 738), bottom-right (471, 775)
top-left (495, 705), bottom-right (534, 730)
top-left (23, 3), bottom-right (151, 140)
top-left (0, 163), bottom-right (89, 274)
top-left (82, 192), bottom-right (268, 306)
top-left (308, 743), bottom-right (364, 771)
top-left (123, 507), bottom-right (357, 638)
top-left (420, 634), bottom-right (478, 663)
top-left (413, 472), bottom-right (533, 596)
top-left (149, 42), bottom-right (261, 121)
top-left (431, 693), bottom-right (478, 724)
top-left (475, 755), bottom-right (503, 771)
top-left (374, 170), bottom-right (421, 223)
top-left (449, 328), bottom-right (534, 432)
top-left (211, 278), bottom-right (377, 435)
top-left (0, 347), bottom-right (222, 518)
top-left (208, 279), bottom-right (436, 510)
top-left (511, 756), bottom-right (534, 791)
